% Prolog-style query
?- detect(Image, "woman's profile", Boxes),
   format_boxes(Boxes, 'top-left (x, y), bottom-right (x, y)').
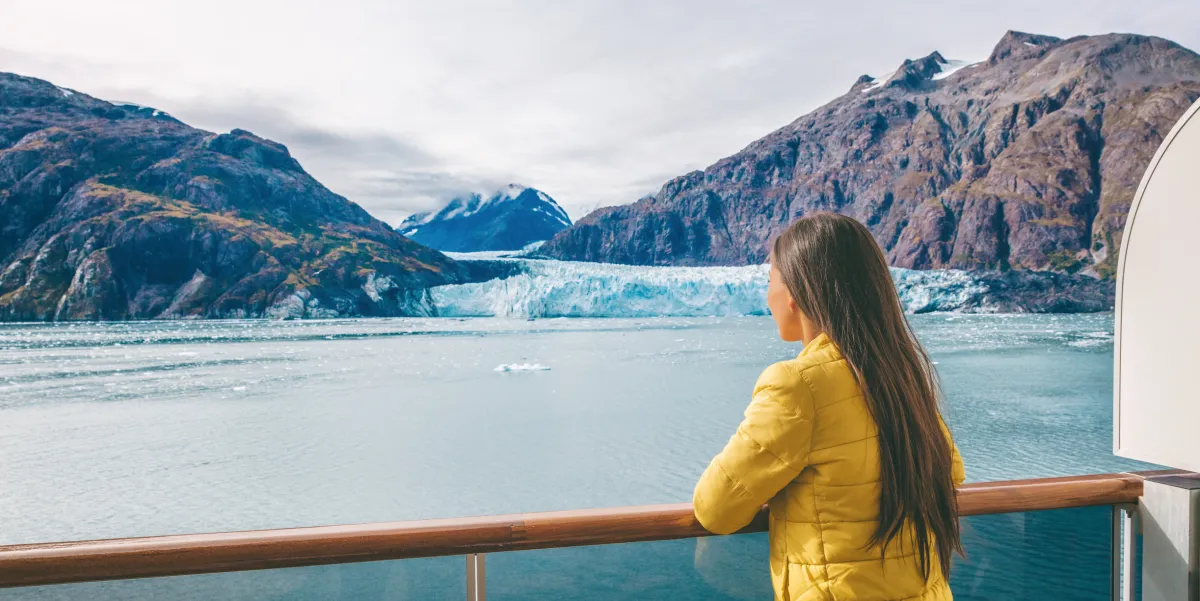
top-left (694, 212), bottom-right (965, 601)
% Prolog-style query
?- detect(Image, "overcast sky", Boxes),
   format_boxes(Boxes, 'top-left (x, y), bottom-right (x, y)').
top-left (2, 1), bottom-right (1198, 225)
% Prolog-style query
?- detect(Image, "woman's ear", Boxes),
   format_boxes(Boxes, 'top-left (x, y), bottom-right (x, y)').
top-left (787, 295), bottom-right (801, 317)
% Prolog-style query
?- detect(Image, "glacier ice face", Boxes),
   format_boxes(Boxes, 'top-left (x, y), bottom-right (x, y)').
top-left (890, 268), bottom-right (991, 313)
top-left (430, 258), bottom-right (1018, 318)
top-left (432, 259), bottom-right (770, 318)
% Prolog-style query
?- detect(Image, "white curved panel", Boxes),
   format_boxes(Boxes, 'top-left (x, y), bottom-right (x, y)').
top-left (1115, 97), bottom-right (1200, 472)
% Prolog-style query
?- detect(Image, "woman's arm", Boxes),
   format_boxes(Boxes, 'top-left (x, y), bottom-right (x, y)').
top-left (693, 363), bottom-right (814, 535)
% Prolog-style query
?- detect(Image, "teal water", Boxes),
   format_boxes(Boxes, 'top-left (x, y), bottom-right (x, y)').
top-left (0, 314), bottom-right (1148, 599)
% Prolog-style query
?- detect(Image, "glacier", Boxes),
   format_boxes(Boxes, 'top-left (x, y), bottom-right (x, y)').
top-left (432, 259), bottom-right (770, 318)
top-left (428, 258), bottom-right (1042, 318)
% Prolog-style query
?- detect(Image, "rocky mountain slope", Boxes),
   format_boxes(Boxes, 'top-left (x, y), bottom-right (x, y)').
top-left (0, 73), bottom-right (472, 321)
top-left (543, 31), bottom-right (1200, 280)
top-left (397, 184), bottom-right (571, 252)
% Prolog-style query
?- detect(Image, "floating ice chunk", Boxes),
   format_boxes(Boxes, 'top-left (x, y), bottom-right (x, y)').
top-left (494, 363), bottom-right (551, 372)
top-left (1068, 331), bottom-right (1113, 347)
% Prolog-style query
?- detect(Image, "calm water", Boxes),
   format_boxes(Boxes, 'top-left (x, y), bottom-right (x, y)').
top-left (0, 314), bottom-right (1149, 599)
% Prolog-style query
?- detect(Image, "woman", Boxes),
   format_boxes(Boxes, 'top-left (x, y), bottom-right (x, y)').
top-left (693, 212), bottom-right (965, 601)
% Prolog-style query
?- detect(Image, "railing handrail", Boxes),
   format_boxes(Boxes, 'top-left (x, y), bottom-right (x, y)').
top-left (0, 472), bottom-right (1158, 588)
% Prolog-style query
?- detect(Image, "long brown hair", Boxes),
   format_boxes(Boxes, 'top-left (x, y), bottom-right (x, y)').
top-left (771, 212), bottom-right (962, 580)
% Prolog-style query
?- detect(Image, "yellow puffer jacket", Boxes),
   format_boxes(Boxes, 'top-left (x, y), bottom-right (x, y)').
top-left (694, 333), bottom-right (965, 601)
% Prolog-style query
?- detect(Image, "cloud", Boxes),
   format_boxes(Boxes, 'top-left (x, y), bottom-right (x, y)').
top-left (2, 0), bottom-right (1199, 225)
top-left (0, 64), bottom-right (509, 224)
top-left (130, 94), bottom-right (512, 224)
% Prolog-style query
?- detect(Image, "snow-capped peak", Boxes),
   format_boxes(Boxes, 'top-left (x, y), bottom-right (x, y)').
top-left (397, 184), bottom-right (572, 252)
top-left (409, 184), bottom-right (566, 226)
top-left (438, 184), bottom-right (529, 222)
top-left (498, 183), bottom-right (529, 199)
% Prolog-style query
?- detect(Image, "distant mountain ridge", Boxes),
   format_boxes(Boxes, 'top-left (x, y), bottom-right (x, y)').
top-left (397, 184), bottom-right (571, 252)
top-left (543, 31), bottom-right (1200, 280)
top-left (0, 72), bottom-right (478, 321)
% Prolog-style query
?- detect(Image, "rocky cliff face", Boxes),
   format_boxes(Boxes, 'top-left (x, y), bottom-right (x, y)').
top-left (0, 73), bottom-right (468, 321)
top-left (543, 32), bottom-right (1200, 279)
top-left (397, 184), bottom-right (571, 252)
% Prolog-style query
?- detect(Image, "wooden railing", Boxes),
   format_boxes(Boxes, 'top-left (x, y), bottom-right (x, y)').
top-left (0, 472), bottom-right (1154, 589)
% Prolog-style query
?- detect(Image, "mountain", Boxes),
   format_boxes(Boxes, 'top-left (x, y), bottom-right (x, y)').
top-left (397, 184), bottom-right (571, 252)
top-left (0, 72), bottom-right (477, 321)
top-left (542, 31), bottom-right (1200, 280)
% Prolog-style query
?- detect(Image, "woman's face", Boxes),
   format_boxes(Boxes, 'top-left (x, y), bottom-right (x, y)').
top-left (768, 262), bottom-right (806, 342)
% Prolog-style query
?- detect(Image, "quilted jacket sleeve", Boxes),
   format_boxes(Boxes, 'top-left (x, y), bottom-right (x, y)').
top-left (693, 362), bottom-right (815, 535)
top-left (939, 415), bottom-right (965, 487)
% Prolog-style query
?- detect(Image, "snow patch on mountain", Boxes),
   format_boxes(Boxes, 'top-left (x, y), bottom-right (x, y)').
top-left (860, 54), bottom-right (980, 92)
top-left (863, 70), bottom-right (895, 92)
top-left (932, 58), bottom-right (980, 80)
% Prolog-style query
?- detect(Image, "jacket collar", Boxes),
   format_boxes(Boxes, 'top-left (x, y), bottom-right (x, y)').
top-left (799, 332), bottom-right (832, 358)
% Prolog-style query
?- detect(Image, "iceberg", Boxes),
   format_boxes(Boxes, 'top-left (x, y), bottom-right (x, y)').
top-left (429, 257), bottom-right (1109, 318)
